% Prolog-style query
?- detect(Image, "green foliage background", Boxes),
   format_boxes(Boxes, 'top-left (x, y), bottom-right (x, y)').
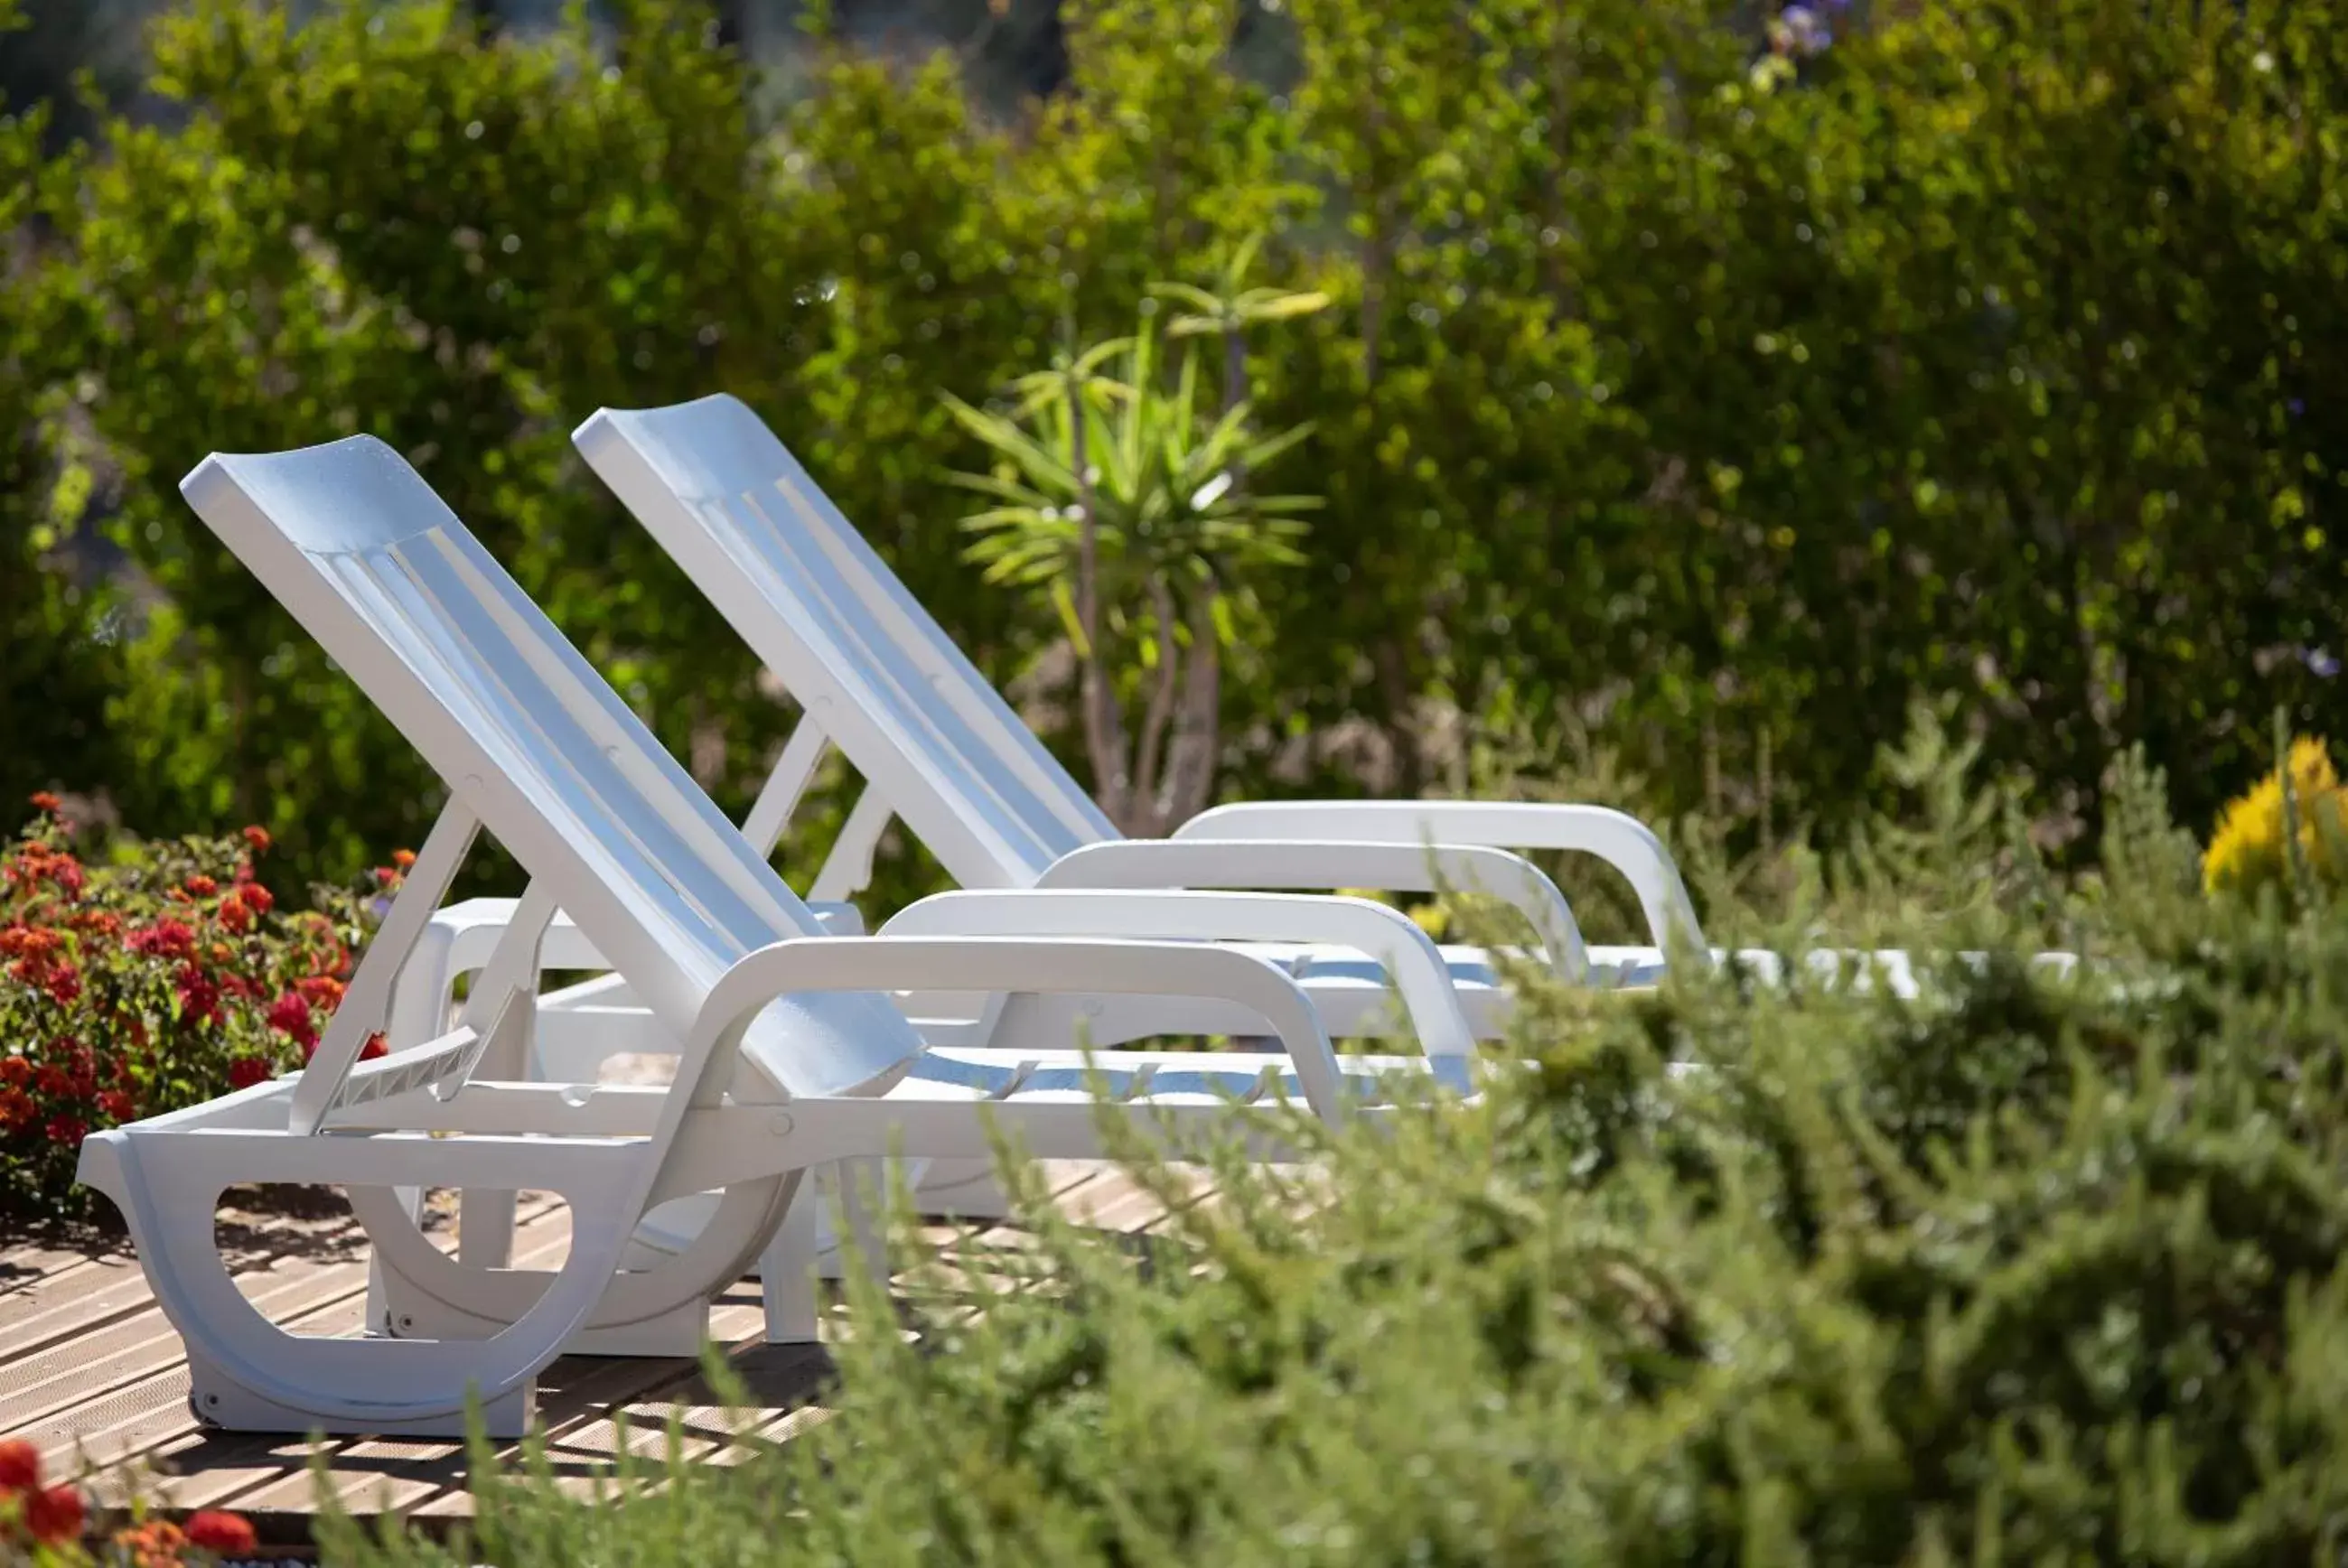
top-left (2, 0), bottom-right (2343, 891)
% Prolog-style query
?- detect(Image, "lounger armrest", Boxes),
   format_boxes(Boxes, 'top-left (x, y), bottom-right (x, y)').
top-left (689, 936), bottom-right (1352, 1121)
top-left (1032, 838), bottom-right (1589, 981)
top-left (879, 889), bottom-right (1476, 1064)
top-left (1174, 800), bottom-right (1705, 956)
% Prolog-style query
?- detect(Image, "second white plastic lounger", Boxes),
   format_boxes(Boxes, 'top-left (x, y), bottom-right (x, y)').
top-left (74, 435), bottom-right (1475, 1438)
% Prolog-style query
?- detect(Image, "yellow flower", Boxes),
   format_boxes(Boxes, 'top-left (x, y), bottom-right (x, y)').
top-left (2203, 735), bottom-right (2348, 898)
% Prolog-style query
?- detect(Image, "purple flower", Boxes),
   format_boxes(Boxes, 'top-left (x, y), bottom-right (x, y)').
top-left (1771, 4), bottom-right (1832, 58)
top-left (2308, 647), bottom-right (2340, 679)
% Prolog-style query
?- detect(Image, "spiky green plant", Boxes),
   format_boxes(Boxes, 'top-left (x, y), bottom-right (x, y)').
top-left (943, 317), bottom-right (1319, 834)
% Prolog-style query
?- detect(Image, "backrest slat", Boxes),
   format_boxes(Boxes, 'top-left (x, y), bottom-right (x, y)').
top-left (181, 435), bottom-right (921, 1101)
top-left (723, 485), bottom-right (1079, 863)
top-left (575, 398), bottom-right (1122, 890)
top-left (335, 542), bottom-right (740, 993)
top-left (397, 533), bottom-right (792, 957)
top-left (762, 441), bottom-right (1119, 846)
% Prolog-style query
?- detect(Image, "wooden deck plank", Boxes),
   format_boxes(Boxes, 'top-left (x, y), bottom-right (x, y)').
top-left (16, 1199), bottom-right (565, 1491)
top-left (3, 1159), bottom-right (1189, 1535)
top-left (0, 1243), bottom-right (120, 1305)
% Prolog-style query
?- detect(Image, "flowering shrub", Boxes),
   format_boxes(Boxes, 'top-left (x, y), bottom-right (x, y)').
top-left (2202, 735), bottom-right (2348, 901)
top-left (0, 1436), bottom-right (259, 1564)
top-left (0, 794), bottom-right (404, 1227)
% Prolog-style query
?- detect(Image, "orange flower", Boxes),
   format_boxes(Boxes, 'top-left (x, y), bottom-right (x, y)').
top-left (240, 824), bottom-right (272, 856)
top-left (217, 891), bottom-right (252, 934)
top-left (391, 848), bottom-right (416, 871)
top-left (294, 975), bottom-right (345, 1011)
top-left (187, 1509), bottom-right (258, 1554)
top-left (184, 874), bottom-right (218, 899)
top-left (116, 1517), bottom-right (189, 1568)
top-left (26, 791), bottom-right (60, 816)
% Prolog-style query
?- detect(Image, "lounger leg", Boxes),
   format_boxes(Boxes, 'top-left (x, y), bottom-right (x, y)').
top-left (457, 1189), bottom-right (519, 1269)
top-left (187, 1343), bottom-right (537, 1440)
top-left (760, 1178), bottom-right (824, 1344)
top-left (363, 1184), bottom-right (426, 1335)
top-left (448, 902), bottom-right (554, 1271)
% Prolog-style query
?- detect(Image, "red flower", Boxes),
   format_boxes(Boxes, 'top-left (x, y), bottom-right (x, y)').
top-left (239, 882), bottom-right (275, 917)
top-left (41, 961), bottom-right (80, 1007)
top-left (26, 791), bottom-right (60, 816)
top-left (360, 1031), bottom-right (389, 1061)
top-left (372, 865), bottom-right (401, 887)
top-left (0, 1057), bottom-right (24, 1087)
top-left (24, 1481), bottom-right (83, 1543)
top-left (96, 1089), bottom-right (134, 1123)
top-left (126, 919), bottom-right (197, 960)
top-left (67, 909), bottom-right (119, 938)
top-left (240, 825), bottom-right (272, 856)
top-left (185, 1509), bottom-right (258, 1554)
top-left (294, 975), bottom-right (345, 1011)
top-left (0, 1087), bottom-right (33, 1134)
top-left (33, 1064), bottom-right (71, 1097)
top-left (217, 891), bottom-right (252, 934)
top-left (267, 990), bottom-right (318, 1053)
top-left (184, 874), bottom-right (218, 899)
top-left (175, 966), bottom-right (222, 1029)
top-left (42, 1116), bottom-right (87, 1148)
top-left (225, 1057), bottom-right (273, 1091)
top-left (42, 856), bottom-right (84, 898)
top-left (0, 1435), bottom-right (36, 1491)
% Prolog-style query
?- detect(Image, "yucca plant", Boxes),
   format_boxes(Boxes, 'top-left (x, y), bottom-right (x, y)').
top-left (1149, 231), bottom-right (1331, 415)
top-left (943, 315), bottom-right (1320, 835)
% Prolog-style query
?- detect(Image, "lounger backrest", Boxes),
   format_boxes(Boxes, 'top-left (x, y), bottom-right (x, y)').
top-left (181, 436), bottom-right (922, 1101)
top-left (575, 397), bottom-right (1119, 889)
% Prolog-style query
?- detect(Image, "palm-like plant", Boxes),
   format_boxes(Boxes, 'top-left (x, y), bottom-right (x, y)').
top-left (943, 316), bottom-right (1320, 835)
top-left (1150, 232), bottom-right (1332, 414)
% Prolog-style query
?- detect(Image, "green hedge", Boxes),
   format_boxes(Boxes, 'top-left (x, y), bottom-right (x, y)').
top-left (304, 748), bottom-right (2348, 1564)
top-left (3, 0), bottom-right (2344, 890)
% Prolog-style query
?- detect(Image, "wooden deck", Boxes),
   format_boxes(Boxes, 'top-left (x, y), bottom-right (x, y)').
top-left (0, 1163), bottom-right (1174, 1556)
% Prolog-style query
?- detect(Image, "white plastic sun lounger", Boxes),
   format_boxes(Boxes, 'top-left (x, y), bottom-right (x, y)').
top-left (412, 396), bottom-right (1687, 1054)
top-left (73, 435), bottom-right (1477, 1438)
